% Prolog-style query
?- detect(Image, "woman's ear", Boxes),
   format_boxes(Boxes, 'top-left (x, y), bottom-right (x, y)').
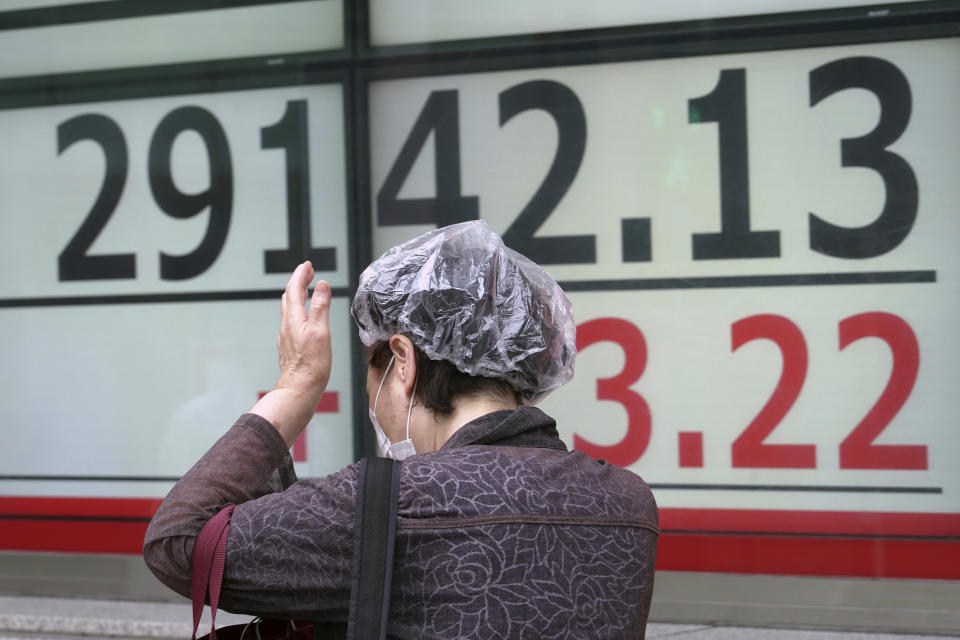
top-left (388, 334), bottom-right (418, 395)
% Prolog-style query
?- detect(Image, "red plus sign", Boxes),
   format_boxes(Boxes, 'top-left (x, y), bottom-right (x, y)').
top-left (257, 391), bottom-right (340, 462)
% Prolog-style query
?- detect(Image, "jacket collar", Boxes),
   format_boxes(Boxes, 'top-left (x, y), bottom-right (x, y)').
top-left (440, 406), bottom-right (568, 451)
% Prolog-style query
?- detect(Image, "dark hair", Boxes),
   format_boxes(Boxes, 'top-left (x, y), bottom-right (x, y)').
top-left (367, 340), bottom-right (522, 416)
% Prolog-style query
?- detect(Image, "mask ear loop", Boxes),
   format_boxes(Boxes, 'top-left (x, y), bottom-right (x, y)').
top-left (404, 375), bottom-right (418, 440)
top-left (373, 355), bottom-right (395, 413)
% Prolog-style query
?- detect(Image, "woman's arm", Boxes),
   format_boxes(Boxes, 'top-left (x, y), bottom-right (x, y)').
top-left (143, 262), bottom-right (340, 603)
top-left (142, 412), bottom-right (296, 598)
top-left (142, 411), bottom-right (357, 617)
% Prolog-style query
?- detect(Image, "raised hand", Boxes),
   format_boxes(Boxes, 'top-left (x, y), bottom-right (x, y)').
top-left (252, 261), bottom-right (333, 447)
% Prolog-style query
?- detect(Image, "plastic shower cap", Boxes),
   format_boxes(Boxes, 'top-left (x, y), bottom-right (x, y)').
top-left (351, 220), bottom-right (576, 403)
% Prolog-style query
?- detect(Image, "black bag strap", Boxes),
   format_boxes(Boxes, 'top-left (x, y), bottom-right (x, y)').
top-left (344, 457), bottom-right (401, 640)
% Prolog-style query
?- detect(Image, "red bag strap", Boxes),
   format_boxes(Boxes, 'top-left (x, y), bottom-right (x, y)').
top-left (191, 504), bottom-right (236, 640)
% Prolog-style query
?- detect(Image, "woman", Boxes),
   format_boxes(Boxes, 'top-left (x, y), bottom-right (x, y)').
top-left (144, 221), bottom-right (659, 639)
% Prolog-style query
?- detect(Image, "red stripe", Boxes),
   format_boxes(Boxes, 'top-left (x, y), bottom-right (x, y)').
top-left (2, 520), bottom-right (957, 578)
top-left (656, 534), bottom-right (960, 580)
top-left (2, 498), bottom-right (958, 579)
top-left (0, 519), bottom-right (148, 555)
top-left (8, 500), bottom-right (951, 537)
top-left (659, 508), bottom-right (960, 537)
top-left (0, 496), bottom-right (162, 518)
top-left (0, 497), bottom-right (161, 554)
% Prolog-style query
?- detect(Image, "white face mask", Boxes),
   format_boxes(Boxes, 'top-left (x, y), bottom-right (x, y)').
top-left (369, 355), bottom-right (418, 460)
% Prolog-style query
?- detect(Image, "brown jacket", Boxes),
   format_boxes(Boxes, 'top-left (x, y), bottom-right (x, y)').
top-left (144, 406), bottom-right (659, 639)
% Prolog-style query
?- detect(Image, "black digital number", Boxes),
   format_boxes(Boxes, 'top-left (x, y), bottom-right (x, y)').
top-left (377, 90), bottom-right (479, 227)
top-left (499, 80), bottom-right (595, 264)
top-left (57, 114), bottom-right (136, 281)
top-left (58, 100), bottom-right (336, 282)
top-left (148, 106), bottom-right (233, 281)
top-left (808, 57), bottom-right (917, 259)
top-left (688, 68), bottom-right (780, 260)
top-left (377, 83), bottom-right (596, 265)
top-left (261, 100), bottom-right (336, 273)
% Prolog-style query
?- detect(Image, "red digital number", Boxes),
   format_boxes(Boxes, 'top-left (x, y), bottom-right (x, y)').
top-left (838, 312), bottom-right (926, 469)
top-left (575, 312), bottom-right (924, 472)
top-left (573, 317), bottom-right (651, 467)
top-left (731, 314), bottom-right (816, 468)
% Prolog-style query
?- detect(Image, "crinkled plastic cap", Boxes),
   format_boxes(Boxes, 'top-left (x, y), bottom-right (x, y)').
top-left (351, 220), bottom-right (576, 403)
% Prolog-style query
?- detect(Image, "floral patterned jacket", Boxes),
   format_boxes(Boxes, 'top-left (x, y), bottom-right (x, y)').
top-left (143, 406), bottom-right (659, 639)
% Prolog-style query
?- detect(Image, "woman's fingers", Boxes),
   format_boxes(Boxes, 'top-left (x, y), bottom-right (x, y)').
top-left (308, 279), bottom-right (331, 327)
top-left (282, 261), bottom-right (313, 327)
